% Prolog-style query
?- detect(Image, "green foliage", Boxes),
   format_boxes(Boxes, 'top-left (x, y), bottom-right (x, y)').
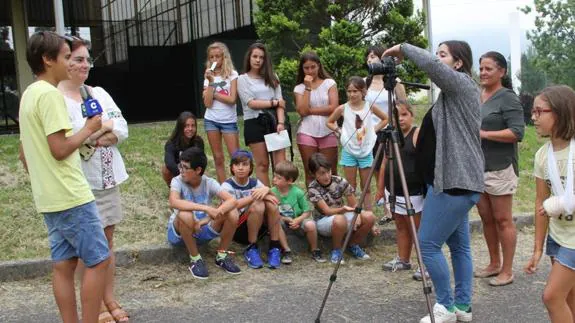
top-left (518, 47), bottom-right (548, 95)
top-left (254, 0), bottom-right (428, 101)
top-left (521, 0), bottom-right (575, 88)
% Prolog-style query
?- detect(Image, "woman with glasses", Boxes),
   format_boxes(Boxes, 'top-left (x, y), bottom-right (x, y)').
top-left (58, 37), bottom-right (130, 323)
top-left (474, 51), bottom-right (525, 287)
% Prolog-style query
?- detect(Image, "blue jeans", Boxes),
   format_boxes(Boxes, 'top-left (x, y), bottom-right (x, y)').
top-left (418, 185), bottom-right (480, 308)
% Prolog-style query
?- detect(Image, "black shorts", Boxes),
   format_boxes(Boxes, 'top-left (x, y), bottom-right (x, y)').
top-left (244, 117), bottom-right (270, 146)
top-left (233, 208), bottom-right (268, 245)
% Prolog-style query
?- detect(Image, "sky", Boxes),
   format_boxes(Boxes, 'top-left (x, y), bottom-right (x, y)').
top-left (415, 0), bottom-right (537, 60)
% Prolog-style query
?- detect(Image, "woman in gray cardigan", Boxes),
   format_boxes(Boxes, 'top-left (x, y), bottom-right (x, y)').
top-left (475, 51), bottom-right (524, 287)
top-left (383, 41), bottom-right (483, 323)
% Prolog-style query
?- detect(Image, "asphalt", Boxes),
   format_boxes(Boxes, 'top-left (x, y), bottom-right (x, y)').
top-left (0, 225), bottom-right (552, 323)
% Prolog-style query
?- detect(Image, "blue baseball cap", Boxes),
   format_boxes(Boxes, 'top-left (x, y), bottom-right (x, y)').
top-left (231, 149), bottom-right (253, 161)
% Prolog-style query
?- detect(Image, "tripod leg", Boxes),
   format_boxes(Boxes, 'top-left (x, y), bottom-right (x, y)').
top-left (315, 139), bottom-right (386, 322)
top-left (390, 139), bottom-right (435, 323)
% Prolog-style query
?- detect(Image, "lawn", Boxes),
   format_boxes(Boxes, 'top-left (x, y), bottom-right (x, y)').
top-left (0, 110), bottom-right (543, 260)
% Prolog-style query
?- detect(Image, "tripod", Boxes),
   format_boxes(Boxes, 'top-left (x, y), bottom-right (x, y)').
top-left (315, 75), bottom-right (435, 322)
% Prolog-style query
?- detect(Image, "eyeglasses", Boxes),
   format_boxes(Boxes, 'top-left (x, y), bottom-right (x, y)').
top-left (531, 108), bottom-right (553, 118)
top-left (178, 163), bottom-right (192, 172)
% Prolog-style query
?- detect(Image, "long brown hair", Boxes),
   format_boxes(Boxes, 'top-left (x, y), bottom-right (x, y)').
top-left (439, 40), bottom-right (473, 76)
top-left (296, 51), bottom-right (331, 84)
top-left (242, 42), bottom-right (279, 88)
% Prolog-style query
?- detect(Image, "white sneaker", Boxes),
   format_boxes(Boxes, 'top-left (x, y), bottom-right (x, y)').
top-left (419, 303), bottom-right (457, 323)
top-left (454, 306), bottom-right (472, 322)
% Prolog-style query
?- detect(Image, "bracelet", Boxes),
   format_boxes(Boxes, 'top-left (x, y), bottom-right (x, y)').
top-left (278, 122), bottom-right (285, 125)
top-left (305, 87), bottom-right (312, 91)
top-left (208, 82), bottom-right (217, 87)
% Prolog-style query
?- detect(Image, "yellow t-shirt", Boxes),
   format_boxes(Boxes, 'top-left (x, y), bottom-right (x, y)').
top-left (19, 80), bottom-right (94, 213)
top-left (534, 142), bottom-right (575, 248)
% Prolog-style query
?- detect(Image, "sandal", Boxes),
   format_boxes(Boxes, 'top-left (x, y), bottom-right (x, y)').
top-left (473, 268), bottom-right (500, 278)
top-left (489, 274), bottom-right (514, 287)
top-left (99, 305), bottom-right (115, 323)
top-left (106, 301), bottom-right (130, 322)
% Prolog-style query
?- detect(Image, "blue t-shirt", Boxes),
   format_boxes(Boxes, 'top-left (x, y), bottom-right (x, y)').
top-left (170, 174), bottom-right (222, 220)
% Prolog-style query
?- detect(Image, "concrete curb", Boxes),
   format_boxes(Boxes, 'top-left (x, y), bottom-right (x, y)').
top-left (0, 214), bottom-right (533, 282)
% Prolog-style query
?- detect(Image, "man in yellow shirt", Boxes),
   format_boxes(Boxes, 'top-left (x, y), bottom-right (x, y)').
top-left (18, 31), bottom-right (110, 323)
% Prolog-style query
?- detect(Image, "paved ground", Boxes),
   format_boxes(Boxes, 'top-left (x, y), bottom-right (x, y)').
top-left (0, 226), bottom-right (551, 322)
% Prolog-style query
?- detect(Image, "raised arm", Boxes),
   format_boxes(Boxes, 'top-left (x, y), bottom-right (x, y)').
top-left (391, 43), bottom-right (473, 94)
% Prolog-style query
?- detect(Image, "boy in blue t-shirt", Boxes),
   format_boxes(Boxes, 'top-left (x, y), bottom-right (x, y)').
top-left (222, 150), bottom-right (283, 269)
top-left (167, 147), bottom-right (241, 279)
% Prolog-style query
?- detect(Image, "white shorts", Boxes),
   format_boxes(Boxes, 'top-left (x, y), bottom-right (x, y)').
top-left (384, 189), bottom-right (424, 215)
top-left (316, 212), bottom-right (355, 237)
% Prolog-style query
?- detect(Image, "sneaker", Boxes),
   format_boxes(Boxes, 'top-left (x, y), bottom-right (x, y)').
top-left (454, 306), bottom-right (472, 322)
top-left (419, 303), bottom-right (457, 323)
top-left (268, 247), bottom-right (281, 269)
top-left (383, 256), bottom-right (412, 271)
top-left (312, 249), bottom-right (327, 263)
top-left (215, 254), bottom-right (241, 275)
top-left (347, 244), bottom-right (371, 260)
top-left (413, 267), bottom-right (430, 281)
top-left (188, 258), bottom-right (209, 279)
top-left (330, 249), bottom-right (345, 264)
top-left (244, 247), bottom-right (264, 269)
top-left (281, 251), bottom-right (293, 264)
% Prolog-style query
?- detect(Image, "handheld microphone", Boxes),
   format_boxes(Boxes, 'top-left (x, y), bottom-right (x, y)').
top-left (80, 85), bottom-right (103, 118)
top-left (210, 62), bottom-right (217, 71)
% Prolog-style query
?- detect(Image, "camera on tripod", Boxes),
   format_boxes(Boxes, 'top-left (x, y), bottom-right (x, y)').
top-left (367, 56), bottom-right (397, 77)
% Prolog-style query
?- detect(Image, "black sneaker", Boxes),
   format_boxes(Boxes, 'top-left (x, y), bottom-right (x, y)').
top-left (312, 249), bottom-right (327, 263)
top-left (281, 251), bottom-right (293, 264)
top-left (189, 258), bottom-right (208, 279)
top-left (215, 254), bottom-right (241, 275)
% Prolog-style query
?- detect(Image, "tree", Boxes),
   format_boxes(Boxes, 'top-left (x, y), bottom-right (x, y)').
top-left (254, 0), bottom-right (428, 102)
top-left (518, 46), bottom-right (547, 96)
top-left (521, 0), bottom-right (575, 88)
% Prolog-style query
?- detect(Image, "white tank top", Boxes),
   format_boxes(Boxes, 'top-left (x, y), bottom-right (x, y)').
top-left (340, 101), bottom-right (376, 158)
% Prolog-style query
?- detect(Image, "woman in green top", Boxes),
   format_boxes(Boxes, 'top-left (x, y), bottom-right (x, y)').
top-left (475, 51), bottom-right (525, 287)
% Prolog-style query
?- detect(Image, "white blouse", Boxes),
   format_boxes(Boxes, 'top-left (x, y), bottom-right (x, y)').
top-left (65, 86), bottom-right (129, 190)
top-left (294, 78), bottom-right (336, 138)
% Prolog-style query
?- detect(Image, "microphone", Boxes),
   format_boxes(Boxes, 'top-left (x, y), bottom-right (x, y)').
top-left (80, 85), bottom-right (103, 118)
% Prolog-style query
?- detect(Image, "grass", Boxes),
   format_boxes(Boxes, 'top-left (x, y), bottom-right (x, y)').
top-left (0, 110), bottom-right (542, 261)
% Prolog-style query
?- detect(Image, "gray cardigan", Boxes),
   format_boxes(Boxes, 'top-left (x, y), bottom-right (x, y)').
top-left (401, 43), bottom-right (484, 193)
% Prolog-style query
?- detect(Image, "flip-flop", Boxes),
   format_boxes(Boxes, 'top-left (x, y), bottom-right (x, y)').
top-left (474, 268), bottom-right (500, 278)
top-left (489, 275), bottom-right (514, 287)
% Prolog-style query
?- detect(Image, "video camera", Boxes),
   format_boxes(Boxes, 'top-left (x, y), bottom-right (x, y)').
top-left (367, 56), bottom-right (397, 77)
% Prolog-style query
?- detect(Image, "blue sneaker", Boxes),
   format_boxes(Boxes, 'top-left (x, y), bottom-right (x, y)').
top-left (330, 249), bottom-right (345, 264)
top-left (348, 244), bottom-right (371, 260)
top-left (244, 247), bottom-right (264, 269)
top-left (215, 254), bottom-right (241, 275)
top-left (189, 258), bottom-right (209, 279)
top-left (268, 247), bottom-right (281, 269)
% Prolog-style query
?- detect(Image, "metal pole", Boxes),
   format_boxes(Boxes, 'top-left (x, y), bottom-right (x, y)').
top-left (53, 0), bottom-right (65, 35)
top-left (422, 0), bottom-right (436, 102)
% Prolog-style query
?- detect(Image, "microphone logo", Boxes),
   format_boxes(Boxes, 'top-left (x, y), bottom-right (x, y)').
top-left (80, 85), bottom-right (103, 118)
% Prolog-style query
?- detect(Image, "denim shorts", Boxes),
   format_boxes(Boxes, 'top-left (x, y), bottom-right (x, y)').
top-left (339, 149), bottom-right (374, 168)
top-left (546, 235), bottom-right (575, 271)
top-left (204, 118), bottom-right (238, 134)
top-left (167, 213), bottom-right (220, 246)
top-left (43, 201), bottom-right (110, 267)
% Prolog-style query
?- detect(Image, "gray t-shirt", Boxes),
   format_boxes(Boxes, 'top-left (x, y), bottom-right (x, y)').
top-left (170, 175), bottom-right (222, 220)
top-left (481, 88), bottom-right (525, 174)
